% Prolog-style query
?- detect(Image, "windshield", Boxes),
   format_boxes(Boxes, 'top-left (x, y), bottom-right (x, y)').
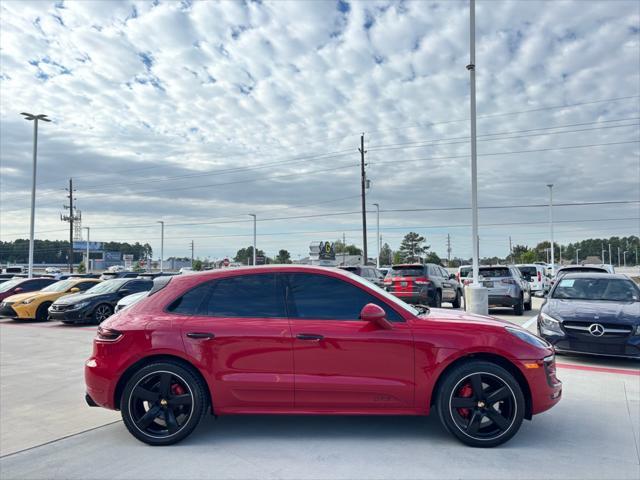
top-left (388, 267), bottom-right (424, 277)
top-left (0, 279), bottom-right (22, 292)
top-left (347, 271), bottom-right (420, 316)
top-left (552, 278), bottom-right (639, 302)
top-left (85, 279), bottom-right (128, 294)
top-left (479, 268), bottom-right (511, 278)
top-left (41, 280), bottom-right (76, 293)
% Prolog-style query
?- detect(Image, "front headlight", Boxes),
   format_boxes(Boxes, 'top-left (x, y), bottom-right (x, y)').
top-left (505, 326), bottom-right (551, 349)
top-left (21, 297), bottom-right (37, 305)
top-left (72, 301), bottom-right (91, 310)
top-left (539, 312), bottom-right (564, 335)
top-left (634, 325), bottom-right (640, 336)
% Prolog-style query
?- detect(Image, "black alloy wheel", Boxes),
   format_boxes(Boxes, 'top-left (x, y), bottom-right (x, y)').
top-left (92, 304), bottom-right (113, 324)
top-left (36, 302), bottom-right (51, 322)
top-left (437, 361), bottom-right (524, 447)
top-left (121, 362), bottom-right (207, 445)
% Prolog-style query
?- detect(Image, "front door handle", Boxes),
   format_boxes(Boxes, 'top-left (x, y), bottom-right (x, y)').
top-left (186, 332), bottom-right (215, 340)
top-left (296, 333), bottom-right (324, 341)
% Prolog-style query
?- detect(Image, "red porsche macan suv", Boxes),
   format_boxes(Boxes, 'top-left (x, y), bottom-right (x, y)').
top-left (85, 266), bottom-right (561, 447)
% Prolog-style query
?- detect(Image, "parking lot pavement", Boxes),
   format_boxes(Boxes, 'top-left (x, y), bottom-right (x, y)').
top-left (1, 304), bottom-right (639, 480)
top-left (0, 320), bottom-right (119, 455)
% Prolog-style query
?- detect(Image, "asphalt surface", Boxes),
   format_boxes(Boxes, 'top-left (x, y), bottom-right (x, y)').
top-left (1, 298), bottom-right (638, 480)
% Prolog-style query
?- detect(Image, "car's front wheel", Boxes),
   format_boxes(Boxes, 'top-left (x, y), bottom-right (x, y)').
top-left (437, 361), bottom-right (525, 447)
top-left (35, 302), bottom-right (51, 322)
top-left (121, 361), bottom-right (207, 446)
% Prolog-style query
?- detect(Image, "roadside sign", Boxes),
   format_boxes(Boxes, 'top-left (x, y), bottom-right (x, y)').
top-left (222, 258), bottom-right (230, 267)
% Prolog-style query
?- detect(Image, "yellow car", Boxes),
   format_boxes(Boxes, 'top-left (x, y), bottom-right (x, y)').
top-left (0, 278), bottom-right (101, 321)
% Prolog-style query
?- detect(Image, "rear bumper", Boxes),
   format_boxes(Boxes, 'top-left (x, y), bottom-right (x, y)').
top-left (488, 295), bottom-right (518, 307)
top-left (388, 288), bottom-right (433, 304)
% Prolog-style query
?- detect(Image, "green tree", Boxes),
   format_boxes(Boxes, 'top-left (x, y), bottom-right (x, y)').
top-left (234, 246), bottom-right (265, 265)
top-left (399, 232), bottom-right (428, 263)
top-left (275, 249), bottom-right (292, 264)
top-left (379, 243), bottom-right (393, 266)
top-left (77, 261), bottom-right (86, 273)
top-left (393, 250), bottom-right (405, 264)
top-left (521, 250), bottom-right (537, 263)
top-left (424, 251), bottom-right (442, 265)
top-left (193, 259), bottom-right (203, 271)
top-left (334, 240), bottom-right (362, 255)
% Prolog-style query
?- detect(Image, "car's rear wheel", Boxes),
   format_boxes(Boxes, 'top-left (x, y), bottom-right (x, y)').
top-left (452, 290), bottom-right (462, 309)
top-left (92, 304), bottom-right (113, 324)
top-left (431, 290), bottom-right (442, 308)
top-left (121, 361), bottom-right (207, 446)
top-left (513, 296), bottom-right (524, 316)
top-left (35, 302), bottom-right (51, 322)
top-left (524, 296), bottom-right (532, 311)
top-left (437, 361), bottom-right (525, 447)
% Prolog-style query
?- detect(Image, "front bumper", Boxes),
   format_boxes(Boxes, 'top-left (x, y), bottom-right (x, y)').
top-left (522, 355), bottom-right (563, 415)
top-left (540, 330), bottom-right (640, 359)
top-left (0, 302), bottom-right (17, 318)
top-left (48, 304), bottom-right (94, 323)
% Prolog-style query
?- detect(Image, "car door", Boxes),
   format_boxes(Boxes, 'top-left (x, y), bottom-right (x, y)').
top-left (178, 273), bottom-right (294, 412)
top-left (284, 272), bottom-right (415, 412)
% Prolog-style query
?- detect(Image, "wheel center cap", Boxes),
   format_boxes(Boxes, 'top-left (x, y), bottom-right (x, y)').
top-left (160, 398), bottom-right (168, 407)
top-left (477, 401), bottom-right (485, 408)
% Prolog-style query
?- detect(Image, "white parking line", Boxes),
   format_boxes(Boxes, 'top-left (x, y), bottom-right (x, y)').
top-left (523, 314), bottom-right (538, 330)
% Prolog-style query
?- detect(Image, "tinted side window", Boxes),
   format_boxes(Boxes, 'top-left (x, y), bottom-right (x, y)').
top-left (124, 281), bottom-right (152, 293)
top-left (167, 283), bottom-right (212, 315)
top-left (285, 273), bottom-right (403, 322)
top-left (25, 279), bottom-right (52, 291)
top-left (204, 274), bottom-right (285, 318)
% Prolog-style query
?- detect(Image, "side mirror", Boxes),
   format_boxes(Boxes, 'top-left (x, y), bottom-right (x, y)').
top-left (69, 287), bottom-right (80, 293)
top-left (360, 303), bottom-right (393, 330)
top-left (449, 273), bottom-right (456, 280)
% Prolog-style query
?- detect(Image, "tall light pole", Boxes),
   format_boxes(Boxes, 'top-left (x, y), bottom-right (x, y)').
top-left (617, 246), bottom-right (621, 267)
top-left (609, 243), bottom-right (612, 267)
top-left (249, 214), bottom-right (257, 265)
top-left (372, 203), bottom-right (380, 268)
top-left (547, 184), bottom-right (555, 275)
top-left (623, 251), bottom-right (628, 268)
top-left (84, 227), bottom-right (90, 273)
top-left (157, 221), bottom-right (164, 272)
top-left (21, 112), bottom-right (50, 278)
top-left (576, 248), bottom-right (581, 265)
top-left (465, 0), bottom-right (487, 314)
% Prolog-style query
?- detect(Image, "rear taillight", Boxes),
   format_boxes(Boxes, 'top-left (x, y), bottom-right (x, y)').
top-left (96, 326), bottom-right (122, 342)
top-left (456, 272), bottom-right (460, 282)
top-left (463, 279), bottom-right (471, 285)
top-left (384, 278), bottom-right (392, 285)
top-left (414, 277), bottom-right (430, 285)
top-left (537, 271), bottom-right (542, 282)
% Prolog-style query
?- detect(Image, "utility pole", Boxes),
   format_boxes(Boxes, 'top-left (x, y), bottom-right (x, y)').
top-left (84, 227), bottom-right (90, 273)
top-left (609, 243), bottom-right (612, 267)
top-left (601, 243), bottom-right (605, 264)
top-left (617, 246), bottom-right (621, 267)
top-left (249, 214), bottom-right (257, 265)
top-left (547, 184), bottom-right (555, 275)
top-left (190, 240), bottom-right (194, 269)
top-left (21, 113), bottom-right (50, 278)
top-left (157, 220), bottom-right (164, 272)
top-left (60, 178), bottom-right (79, 273)
top-left (623, 251), bottom-right (628, 267)
top-left (373, 203), bottom-right (380, 268)
top-left (359, 134), bottom-right (368, 266)
top-left (508, 236), bottom-right (512, 264)
top-left (342, 232), bottom-right (346, 266)
top-left (559, 244), bottom-right (562, 264)
top-left (448, 234), bottom-right (452, 266)
top-left (576, 248), bottom-right (581, 265)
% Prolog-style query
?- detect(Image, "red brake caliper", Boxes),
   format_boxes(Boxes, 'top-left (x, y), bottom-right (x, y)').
top-left (171, 383), bottom-right (185, 396)
top-left (457, 383), bottom-right (473, 418)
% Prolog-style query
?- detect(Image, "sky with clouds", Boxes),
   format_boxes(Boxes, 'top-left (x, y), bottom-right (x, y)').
top-left (0, 0), bottom-right (639, 262)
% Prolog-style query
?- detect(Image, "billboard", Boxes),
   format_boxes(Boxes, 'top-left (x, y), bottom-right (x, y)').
top-left (73, 241), bottom-right (103, 252)
top-left (104, 251), bottom-right (122, 262)
top-left (318, 241), bottom-right (335, 260)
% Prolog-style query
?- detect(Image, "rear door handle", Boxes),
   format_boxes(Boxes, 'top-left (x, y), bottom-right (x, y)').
top-left (296, 333), bottom-right (324, 341)
top-left (186, 332), bottom-right (215, 340)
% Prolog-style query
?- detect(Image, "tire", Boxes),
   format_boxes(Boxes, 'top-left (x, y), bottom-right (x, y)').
top-left (35, 302), bottom-right (51, 322)
top-left (452, 290), bottom-right (462, 309)
top-left (92, 304), bottom-right (113, 324)
top-left (436, 360), bottom-right (525, 448)
top-left (513, 296), bottom-right (524, 316)
top-left (524, 296), bottom-right (532, 311)
top-left (121, 361), bottom-right (207, 446)
top-left (431, 290), bottom-right (442, 308)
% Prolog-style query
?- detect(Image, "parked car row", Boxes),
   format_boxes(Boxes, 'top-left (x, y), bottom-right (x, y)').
top-left (0, 275), bottom-right (154, 324)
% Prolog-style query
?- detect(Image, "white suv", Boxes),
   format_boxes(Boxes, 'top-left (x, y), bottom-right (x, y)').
top-left (516, 264), bottom-right (549, 294)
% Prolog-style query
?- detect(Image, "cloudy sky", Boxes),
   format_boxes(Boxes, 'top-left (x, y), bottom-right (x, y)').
top-left (1, 0), bottom-right (639, 262)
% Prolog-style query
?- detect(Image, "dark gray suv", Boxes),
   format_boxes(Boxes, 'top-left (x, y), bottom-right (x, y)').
top-left (479, 265), bottom-right (532, 315)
